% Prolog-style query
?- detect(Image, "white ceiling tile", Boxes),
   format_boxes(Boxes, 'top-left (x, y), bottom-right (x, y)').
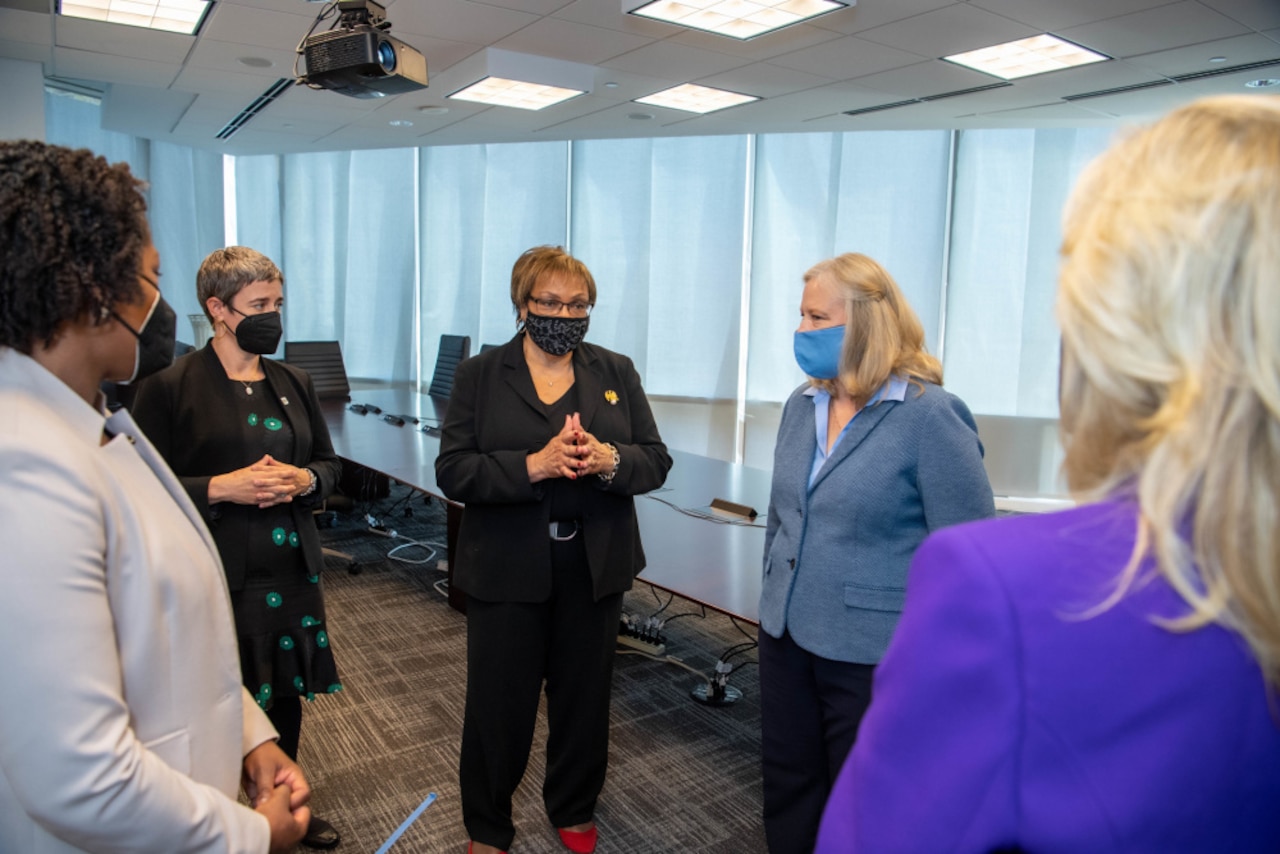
top-left (1198, 0), bottom-right (1280, 31)
top-left (966, 0), bottom-right (1176, 32)
top-left (767, 35), bottom-right (928, 78)
top-left (807, 0), bottom-right (960, 36)
top-left (0, 8), bottom-right (51, 45)
top-left (555, 0), bottom-right (699, 37)
top-left (200, 3), bottom-right (319, 51)
top-left (1125, 33), bottom-right (1280, 76)
top-left (1057, 1), bottom-right (1251, 59)
top-left (377, 0), bottom-right (540, 46)
top-left (603, 38), bottom-right (753, 79)
top-left (54, 16), bottom-right (192, 62)
top-left (185, 37), bottom-right (299, 75)
top-left (962, 100), bottom-right (1121, 125)
top-left (493, 16), bottom-right (652, 64)
top-left (1011, 58), bottom-right (1171, 98)
top-left (172, 64), bottom-right (291, 97)
top-left (699, 62), bottom-right (836, 98)
top-left (0, 38), bottom-right (48, 63)
top-left (102, 83), bottom-right (195, 135)
top-left (856, 4), bottom-right (1040, 57)
top-left (462, 0), bottom-right (573, 15)
top-left (850, 59), bottom-right (1005, 98)
top-left (53, 46), bottom-right (180, 88)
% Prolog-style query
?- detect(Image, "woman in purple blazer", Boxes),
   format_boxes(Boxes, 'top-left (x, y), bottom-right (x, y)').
top-left (815, 94), bottom-right (1280, 853)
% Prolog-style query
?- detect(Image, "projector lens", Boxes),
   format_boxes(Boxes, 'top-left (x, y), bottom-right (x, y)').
top-left (377, 40), bottom-right (397, 74)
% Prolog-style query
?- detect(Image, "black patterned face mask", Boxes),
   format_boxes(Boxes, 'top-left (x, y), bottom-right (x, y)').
top-left (524, 312), bottom-right (589, 356)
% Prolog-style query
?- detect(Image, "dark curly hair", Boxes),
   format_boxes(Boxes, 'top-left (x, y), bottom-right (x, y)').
top-left (0, 141), bottom-right (149, 354)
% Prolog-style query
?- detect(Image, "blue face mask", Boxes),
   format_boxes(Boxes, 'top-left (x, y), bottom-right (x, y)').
top-left (793, 325), bottom-right (845, 380)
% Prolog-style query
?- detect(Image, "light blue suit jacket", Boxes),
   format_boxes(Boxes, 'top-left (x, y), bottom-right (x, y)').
top-left (760, 380), bottom-right (994, 663)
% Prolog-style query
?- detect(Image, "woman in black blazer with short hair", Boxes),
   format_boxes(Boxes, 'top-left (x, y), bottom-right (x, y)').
top-left (436, 246), bottom-right (672, 854)
top-left (132, 246), bottom-right (344, 850)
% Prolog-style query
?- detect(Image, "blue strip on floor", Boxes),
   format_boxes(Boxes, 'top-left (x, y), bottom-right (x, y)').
top-left (375, 792), bottom-right (438, 854)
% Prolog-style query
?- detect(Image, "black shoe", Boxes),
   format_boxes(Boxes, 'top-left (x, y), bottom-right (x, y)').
top-left (302, 815), bottom-right (341, 849)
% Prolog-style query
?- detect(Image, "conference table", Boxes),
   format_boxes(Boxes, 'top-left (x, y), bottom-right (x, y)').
top-left (319, 386), bottom-right (768, 624)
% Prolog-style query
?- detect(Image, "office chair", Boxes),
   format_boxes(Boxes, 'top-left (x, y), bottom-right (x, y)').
top-left (479, 343), bottom-right (499, 354)
top-left (283, 340), bottom-right (359, 572)
top-left (428, 334), bottom-right (471, 400)
top-left (283, 340), bottom-right (351, 400)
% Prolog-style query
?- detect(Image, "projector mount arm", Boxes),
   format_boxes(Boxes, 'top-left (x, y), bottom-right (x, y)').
top-left (334, 0), bottom-right (391, 32)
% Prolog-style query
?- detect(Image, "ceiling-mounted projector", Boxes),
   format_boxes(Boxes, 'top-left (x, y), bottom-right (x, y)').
top-left (297, 0), bottom-right (427, 99)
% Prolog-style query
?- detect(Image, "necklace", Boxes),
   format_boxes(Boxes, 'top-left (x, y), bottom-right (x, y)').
top-left (240, 379), bottom-right (255, 396)
top-left (545, 366), bottom-right (573, 387)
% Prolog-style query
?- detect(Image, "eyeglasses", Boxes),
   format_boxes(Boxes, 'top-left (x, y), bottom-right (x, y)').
top-left (528, 296), bottom-right (593, 317)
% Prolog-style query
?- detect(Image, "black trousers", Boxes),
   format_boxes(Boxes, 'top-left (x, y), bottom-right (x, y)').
top-left (758, 629), bottom-right (875, 854)
top-left (266, 696), bottom-right (302, 761)
top-left (460, 534), bottom-right (624, 850)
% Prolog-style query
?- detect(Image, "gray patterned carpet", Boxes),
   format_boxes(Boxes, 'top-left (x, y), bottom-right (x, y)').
top-left (296, 482), bottom-right (768, 854)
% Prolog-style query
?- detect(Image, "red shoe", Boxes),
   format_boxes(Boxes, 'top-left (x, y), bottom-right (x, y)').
top-left (557, 825), bottom-right (598, 853)
top-left (468, 843), bottom-right (507, 854)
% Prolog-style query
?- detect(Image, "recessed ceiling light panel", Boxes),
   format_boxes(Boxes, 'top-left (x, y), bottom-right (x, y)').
top-left (945, 34), bottom-right (1108, 80)
top-left (448, 48), bottom-right (595, 111)
top-left (634, 83), bottom-right (759, 114)
top-left (59, 0), bottom-right (211, 35)
top-left (450, 77), bottom-right (584, 110)
top-left (628, 0), bottom-right (849, 41)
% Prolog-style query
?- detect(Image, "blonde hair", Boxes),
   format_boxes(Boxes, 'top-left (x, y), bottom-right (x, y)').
top-left (805, 253), bottom-right (942, 406)
top-left (509, 245), bottom-right (596, 318)
top-left (1056, 94), bottom-right (1280, 676)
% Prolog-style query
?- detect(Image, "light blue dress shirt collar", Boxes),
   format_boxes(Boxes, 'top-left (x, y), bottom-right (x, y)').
top-left (804, 375), bottom-right (909, 489)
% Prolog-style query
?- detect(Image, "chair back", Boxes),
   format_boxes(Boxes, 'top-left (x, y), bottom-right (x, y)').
top-left (429, 334), bottom-right (471, 399)
top-left (284, 340), bottom-right (351, 400)
top-left (479, 343), bottom-right (500, 354)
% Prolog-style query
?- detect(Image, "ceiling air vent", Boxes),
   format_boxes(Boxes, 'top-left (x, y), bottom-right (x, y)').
top-left (1062, 79), bottom-right (1173, 102)
top-left (1172, 57), bottom-right (1280, 83)
top-left (919, 81), bottom-right (1012, 101)
top-left (844, 82), bottom-right (1011, 117)
top-left (843, 99), bottom-right (918, 117)
top-left (216, 78), bottom-right (295, 141)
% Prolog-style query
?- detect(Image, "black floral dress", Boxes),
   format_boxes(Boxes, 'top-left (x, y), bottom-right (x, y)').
top-left (227, 380), bottom-right (341, 710)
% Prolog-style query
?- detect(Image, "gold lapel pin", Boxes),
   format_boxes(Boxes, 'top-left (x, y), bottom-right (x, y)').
top-left (605, 389), bottom-right (619, 405)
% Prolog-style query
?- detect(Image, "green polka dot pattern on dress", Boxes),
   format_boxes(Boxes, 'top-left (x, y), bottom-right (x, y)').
top-left (288, 531), bottom-right (300, 548)
top-left (256, 683), bottom-right (272, 708)
top-left (279, 635), bottom-right (294, 650)
top-left (301, 615), bottom-right (319, 627)
top-left (316, 630), bottom-right (329, 648)
top-left (294, 676), bottom-right (305, 692)
top-left (271, 527), bottom-right (287, 546)
top-left (264, 417), bottom-right (283, 431)
top-left (247, 413), bottom-right (259, 427)
top-left (266, 591), bottom-right (282, 608)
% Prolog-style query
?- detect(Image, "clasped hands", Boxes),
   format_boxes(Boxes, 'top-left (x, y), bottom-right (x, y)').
top-left (528, 413), bottom-right (612, 484)
top-left (243, 741), bottom-right (311, 852)
top-left (209, 454), bottom-right (311, 508)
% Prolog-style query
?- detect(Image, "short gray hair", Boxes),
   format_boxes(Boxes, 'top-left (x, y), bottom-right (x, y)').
top-left (197, 246), bottom-right (283, 321)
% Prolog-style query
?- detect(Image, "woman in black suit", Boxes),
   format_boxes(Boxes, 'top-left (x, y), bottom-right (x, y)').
top-left (436, 246), bottom-right (672, 854)
top-left (132, 246), bottom-right (344, 850)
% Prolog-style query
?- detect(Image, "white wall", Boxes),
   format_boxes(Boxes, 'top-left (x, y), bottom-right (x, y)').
top-left (0, 59), bottom-right (44, 142)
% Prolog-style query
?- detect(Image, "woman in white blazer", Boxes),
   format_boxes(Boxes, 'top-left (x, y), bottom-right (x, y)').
top-left (0, 141), bottom-right (310, 853)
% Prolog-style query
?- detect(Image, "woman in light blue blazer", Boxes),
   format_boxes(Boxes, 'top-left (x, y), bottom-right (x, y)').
top-left (758, 252), bottom-right (994, 854)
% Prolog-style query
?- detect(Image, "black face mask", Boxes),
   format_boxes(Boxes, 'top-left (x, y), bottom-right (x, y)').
top-left (229, 306), bottom-right (283, 355)
top-left (524, 312), bottom-right (589, 357)
top-left (112, 286), bottom-right (177, 384)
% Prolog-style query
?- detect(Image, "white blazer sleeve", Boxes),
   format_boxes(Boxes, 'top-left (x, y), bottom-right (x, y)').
top-left (0, 443), bottom-right (270, 853)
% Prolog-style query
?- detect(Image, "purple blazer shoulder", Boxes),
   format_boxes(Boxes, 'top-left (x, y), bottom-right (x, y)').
top-left (815, 500), bottom-right (1280, 854)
